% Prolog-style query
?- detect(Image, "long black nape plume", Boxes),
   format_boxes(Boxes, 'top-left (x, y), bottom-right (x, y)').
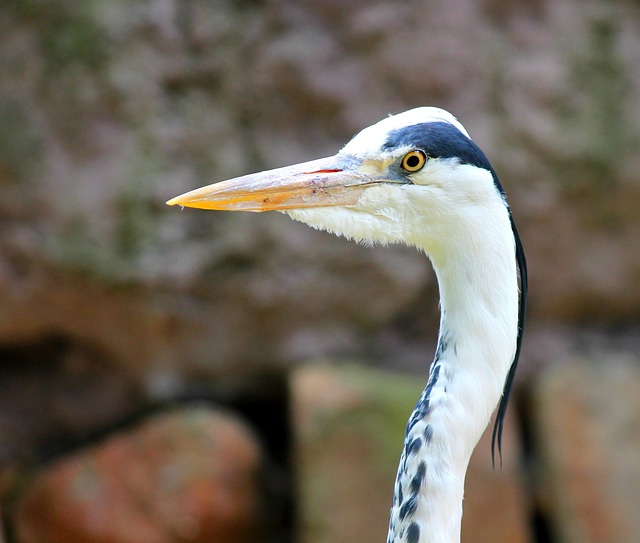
top-left (491, 216), bottom-right (528, 467)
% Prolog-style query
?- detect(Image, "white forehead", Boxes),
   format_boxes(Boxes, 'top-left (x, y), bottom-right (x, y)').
top-left (341, 107), bottom-right (470, 157)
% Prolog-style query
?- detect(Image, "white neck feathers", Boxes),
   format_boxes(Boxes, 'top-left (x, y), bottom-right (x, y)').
top-left (387, 201), bottom-right (519, 543)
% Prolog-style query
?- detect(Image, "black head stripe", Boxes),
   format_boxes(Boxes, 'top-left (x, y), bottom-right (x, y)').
top-left (383, 122), bottom-right (493, 172)
top-left (384, 121), bottom-right (510, 204)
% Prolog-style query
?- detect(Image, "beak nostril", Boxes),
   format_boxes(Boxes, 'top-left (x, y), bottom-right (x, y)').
top-left (303, 169), bottom-right (343, 174)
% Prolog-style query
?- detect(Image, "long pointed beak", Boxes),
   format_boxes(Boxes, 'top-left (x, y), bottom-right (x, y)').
top-left (166, 155), bottom-right (378, 212)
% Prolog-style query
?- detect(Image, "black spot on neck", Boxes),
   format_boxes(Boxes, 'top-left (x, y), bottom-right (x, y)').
top-left (399, 495), bottom-right (418, 521)
top-left (407, 436), bottom-right (423, 456)
top-left (410, 461), bottom-right (427, 494)
top-left (407, 522), bottom-right (421, 543)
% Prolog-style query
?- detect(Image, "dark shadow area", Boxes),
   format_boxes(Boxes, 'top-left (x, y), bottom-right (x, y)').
top-left (515, 387), bottom-right (557, 543)
top-left (0, 334), bottom-right (294, 543)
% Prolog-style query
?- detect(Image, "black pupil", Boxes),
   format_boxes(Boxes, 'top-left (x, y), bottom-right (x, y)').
top-left (406, 154), bottom-right (420, 168)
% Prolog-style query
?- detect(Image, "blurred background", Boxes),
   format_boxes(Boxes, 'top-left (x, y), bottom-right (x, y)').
top-left (0, 0), bottom-right (639, 542)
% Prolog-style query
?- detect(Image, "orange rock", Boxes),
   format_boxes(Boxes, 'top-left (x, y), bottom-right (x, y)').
top-left (14, 407), bottom-right (263, 543)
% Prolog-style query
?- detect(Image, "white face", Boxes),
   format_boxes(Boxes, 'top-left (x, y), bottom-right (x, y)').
top-left (167, 106), bottom-right (510, 258)
top-left (287, 108), bottom-right (506, 255)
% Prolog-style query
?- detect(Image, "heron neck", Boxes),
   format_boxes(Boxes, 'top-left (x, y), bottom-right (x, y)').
top-left (430, 235), bottom-right (519, 453)
top-left (388, 224), bottom-right (519, 543)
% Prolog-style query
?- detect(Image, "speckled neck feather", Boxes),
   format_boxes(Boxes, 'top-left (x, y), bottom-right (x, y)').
top-left (386, 213), bottom-right (521, 543)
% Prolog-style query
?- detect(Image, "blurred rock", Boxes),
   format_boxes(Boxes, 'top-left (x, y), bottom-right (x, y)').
top-left (292, 362), bottom-right (530, 543)
top-left (14, 407), bottom-right (264, 543)
top-left (532, 356), bottom-right (640, 543)
top-left (0, 334), bottom-right (141, 467)
top-left (1, 0), bottom-right (639, 383)
top-left (0, 2), bottom-right (639, 542)
top-left (293, 363), bottom-right (408, 543)
top-left (462, 415), bottom-right (532, 543)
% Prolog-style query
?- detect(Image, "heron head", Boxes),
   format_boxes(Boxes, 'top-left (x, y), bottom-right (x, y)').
top-left (167, 107), bottom-right (528, 463)
top-left (167, 107), bottom-right (508, 250)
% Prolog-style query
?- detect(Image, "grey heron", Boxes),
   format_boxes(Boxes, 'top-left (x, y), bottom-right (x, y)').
top-left (167, 107), bottom-right (527, 543)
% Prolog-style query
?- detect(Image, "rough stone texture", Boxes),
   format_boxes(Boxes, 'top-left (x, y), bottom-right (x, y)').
top-left (1, 0), bottom-right (639, 382)
top-left (292, 363), bottom-right (531, 543)
top-left (532, 356), bottom-right (640, 543)
top-left (0, 1), bottom-right (639, 542)
top-left (13, 407), bottom-right (264, 543)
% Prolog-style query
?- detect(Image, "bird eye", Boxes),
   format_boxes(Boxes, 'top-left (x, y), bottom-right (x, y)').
top-left (401, 150), bottom-right (427, 173)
